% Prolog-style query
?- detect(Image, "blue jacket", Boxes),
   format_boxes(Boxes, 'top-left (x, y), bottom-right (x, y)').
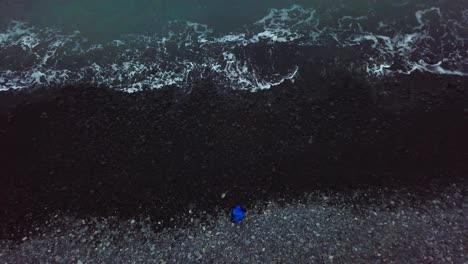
top-left (230, 205), bottom-right (246, 223)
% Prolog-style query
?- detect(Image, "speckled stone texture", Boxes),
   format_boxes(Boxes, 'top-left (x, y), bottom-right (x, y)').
top-left (0, 183), bottom-right (466, 263)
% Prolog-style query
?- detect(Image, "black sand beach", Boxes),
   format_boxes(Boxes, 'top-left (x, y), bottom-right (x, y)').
top-left (1, 66), bottom-right (466, 241)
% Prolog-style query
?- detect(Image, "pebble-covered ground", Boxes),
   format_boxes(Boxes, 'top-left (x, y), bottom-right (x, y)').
top-left (1, 182), bottom-right (466, 263)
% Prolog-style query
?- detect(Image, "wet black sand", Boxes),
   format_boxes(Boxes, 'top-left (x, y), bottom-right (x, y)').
top-left (0, 66), bottom-right (467, 242)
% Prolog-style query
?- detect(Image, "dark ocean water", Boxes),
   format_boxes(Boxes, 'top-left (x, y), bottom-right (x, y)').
top-left (0, 0), bottom-right (467, 92)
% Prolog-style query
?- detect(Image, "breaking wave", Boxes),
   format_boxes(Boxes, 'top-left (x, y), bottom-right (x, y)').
top-left (0, 4), bottom-right (467, 92)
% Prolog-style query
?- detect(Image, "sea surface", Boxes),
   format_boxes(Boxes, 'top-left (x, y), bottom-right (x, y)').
top-left (0, 0), bottom-right (466, 92)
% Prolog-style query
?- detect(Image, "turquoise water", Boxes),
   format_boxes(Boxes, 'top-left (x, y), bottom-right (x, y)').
top-left (18, 0), bottom-right (432, 40)
top-left (23, 0), bottom-right (292, 39)
top-left (0, 0), bottom-right (466, 91)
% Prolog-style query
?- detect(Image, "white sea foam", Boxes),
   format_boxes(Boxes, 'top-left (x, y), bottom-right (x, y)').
top-left (0, 4), bottom-right (466, 92)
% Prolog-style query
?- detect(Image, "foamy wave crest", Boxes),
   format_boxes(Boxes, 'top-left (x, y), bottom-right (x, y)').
top-left (0, 4), bottom-right (466, 92)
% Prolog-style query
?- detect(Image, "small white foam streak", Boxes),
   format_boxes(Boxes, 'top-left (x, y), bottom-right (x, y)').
top-left (252, 4), bottom-right (318, 44)
top-left (0, 21), bottom-right (40, 50)
top-left (403, 60), bottom-right (468, 77)
top-left (215, 52), bottom-right (299, 91)
top-left (415, 7), bottom-right (441, 29)
top-left (351, 7), bottom-right (467, 78)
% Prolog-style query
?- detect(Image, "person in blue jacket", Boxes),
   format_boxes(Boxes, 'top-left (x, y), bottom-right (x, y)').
top-left (230, 205), bottom-right (246, 223)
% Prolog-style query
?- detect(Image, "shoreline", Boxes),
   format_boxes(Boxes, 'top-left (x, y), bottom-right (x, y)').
top-left (0, 72), bottom-right (467, 241)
